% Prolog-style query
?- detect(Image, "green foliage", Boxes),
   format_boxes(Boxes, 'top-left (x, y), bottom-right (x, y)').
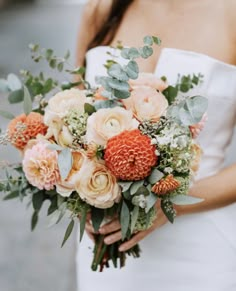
top-left (23, 86), bottom-right (32, 115)
top-left (130, 180), bottom-right (144, 195)
top-left (61, 219), bottom-right (75, 247)
top-left (130, 206), bottom-right (139, 234)
top-left (8, 89), bottom-right (24, 104)
top-left (120, 200), bottom-right (130, 240)
top-left (148, 168), bottom-right (164, 184)
top-left (84, 103), bottom-right (96, 115)
top-left (91, 208), bottom-right (105, 232)
top-left (0, 110), bottom-right (15, 119)
top-left (161, 199), bottom-right (176, 223)
top-left (170, 194), bottom-right (204, 205)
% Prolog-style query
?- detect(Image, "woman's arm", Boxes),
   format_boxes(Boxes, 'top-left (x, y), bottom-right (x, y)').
top-left (97, 163), bottom-right (236, 252)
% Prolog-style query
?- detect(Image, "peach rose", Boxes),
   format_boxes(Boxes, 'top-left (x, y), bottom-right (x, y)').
top-left (75, 160), bottom-right (121, 209)
top-left (56, 151), bottom-right (86, 197)
top-left (129, 73), bottom-right (168, 92)
top-left (85, 107), bottom-right (139, 146)
top-left (44, 88), bottom-right (87, 126)
top-left (123, 86), bottom-right (168, 122)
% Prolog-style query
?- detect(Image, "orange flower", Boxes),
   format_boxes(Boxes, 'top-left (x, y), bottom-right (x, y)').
top-left (8, 112), bottom-right (48, 150)
top-left (104, 129), bottom-right (157, 181)
top-left (151, 175), bottom-right (180, 195)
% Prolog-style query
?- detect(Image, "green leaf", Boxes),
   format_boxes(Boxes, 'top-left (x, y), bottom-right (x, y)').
top-left (130, 206), bottom-right (139, 234)
top-left (45, 49), bottom-right (53, 60)
top-left (8, 89), bottom-right (24, 104)
top-left (143, 36), bottom-right (153, 46)
top-left (47, 197), bottom-right (58, 215)
top-left (162, 86), bottom-right (178, 105)
top-left (148, 168), bottom-right (164, 184)
top-left (145, 192), bottom-right (158, 213)
top-left (32, 192), bottom-right (44, 211)
top-left (57, 62), bottom-right (64, 72)
top-left (170, 194), bottom-right (204, 205)
top-left (127, 47), bottom-right (140, 59)
top-left (58, 148), bottom-right (73, 180)
top-left (3, 190), bottom-right (19, 200)
top-left (61, 219), bottom-right (75, 247)
top-left (31, 210), bottom-right (39, 231)
top-left (139, 46), bottom-right (153, 59)
top-left (7, 74), bottom-right (22, 91)
top-left (49, 59), bottom-right (57, 69)
top-left (107, 78), bottom-right (130, 91)
top-left (121, 48), bottom-right (130, 59)
top-left (0, 79), bottom-right (9, 92)
top-left (108, 64), bottom-right (129, 81)
top-left (0, 110), bottom-right (15, 120)
top-left (80, 207), bottom-right (87, 241)
top-left (161, 199), bottom-right (175, 223)
top-left (152, 36), bottom-right (162, 45)
top-left (113, 89), bottom-right (130, 99)
top-left (23, 86), bottom-right (32, 115)
top-left (118, 181), bottom-right (133, 192)
top-left (120, 200), bottom-right (130, 240)
top-left (64, 50), bottom-right (70, 60)
top-left (43, 78), bottom-right (54, 93)
top-left (130, 180), bottom-right (144, 195)
top-left (84, 103), bottom-right (96, 115)
top-left (135, 186), bottom-right (150, 196)
top-left (29, 43), bottom-right (39, 52)
top-left (91, 208), bottom-right (104, 232)
top-left (125, 61), bottom-right (139, 79)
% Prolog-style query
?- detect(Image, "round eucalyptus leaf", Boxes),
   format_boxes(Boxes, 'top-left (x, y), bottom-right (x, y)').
top-left (7, 74), bottom-right (22, 91)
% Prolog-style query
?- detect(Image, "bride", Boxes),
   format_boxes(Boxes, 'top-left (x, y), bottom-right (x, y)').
top-left (75, 1), bottom-right (236, 290)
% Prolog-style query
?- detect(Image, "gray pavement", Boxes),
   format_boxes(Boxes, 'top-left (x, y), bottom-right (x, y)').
top-left (0, 2), bottom-right (83, 291)
top-left (0, 2), bottom-right (236, 291)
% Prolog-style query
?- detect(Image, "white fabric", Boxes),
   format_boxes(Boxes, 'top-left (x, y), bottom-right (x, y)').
top-left (76, 46), bottom-right (236, 291)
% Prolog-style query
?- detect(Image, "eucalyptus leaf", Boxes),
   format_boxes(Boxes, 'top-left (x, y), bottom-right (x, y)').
top-left (107, 78), bottom-right (130, 91)
top-left (148, 168), bottom-right (164, 184)
top-left (7, 74), bottom-right (22, 91)
top-left (58, 148), bottom-right (73, 180)
top-left (120, 200), bottom-right (130, 240)
top-left (108, 64), bottom-right (129, 81)
top-left (47, 197), bottom-right (58, 215)
top-left (113, 89), bottom-right (130, 99)
top-left (170, 194), bottom-right (204, 205)
top-left (118, 181), bottom-right (133, 192)
top-left (135, 186), bottom-right (150, 196)
top-left (162, 86), bottom-right (178, 105)
top-left (45, 49), bottom-right (53, 60)
top-left (140, 46), bottom-right (153, 58)
top-left (61, 219), bottom-right (75, 247)
top-left (143, 36), bottom-right (153, 46)
top-left (121, 48), bottom-right (130, 59)
top-left (152, 36), bottom-right (162, 45)
top-left (57, 62), bottom-right (64, 72)
top-left (8, 89), bottom-right (24, 104)
top-left (23, 86), bottom-right (32, 115)
top-left (49, 59), bottom-right (57, 69)
top-left (127, 47), bottom-right (140, 59)
top-left (101, 90), bottom-right (115, 99)
top-left (93, 99), bottom-right (118, 110)
top-left (130, 206), bottom-right (139, 234)
top-left (3, 190), bottom-right (19, 200)
top-left (145, 192), bottom-right (158, 213)
top-left (130, 180), bottom-right (144, 195)
top-left (0, 110), bottom-right (15, 120)
top-left (125, 61), bottom-right (139, 79)
top-left (64, 50), bottom-right (70, 60)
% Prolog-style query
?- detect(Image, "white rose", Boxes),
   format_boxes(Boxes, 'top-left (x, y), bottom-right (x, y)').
top-left (85, 107), bottom-right (139, 146)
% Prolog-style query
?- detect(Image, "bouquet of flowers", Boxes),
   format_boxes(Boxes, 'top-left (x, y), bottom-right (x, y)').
top-left (0, 36), bottom-right (207, 271)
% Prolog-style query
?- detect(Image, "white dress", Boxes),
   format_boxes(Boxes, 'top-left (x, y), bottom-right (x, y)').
top-left (76, 47), bottom-right (236, 291)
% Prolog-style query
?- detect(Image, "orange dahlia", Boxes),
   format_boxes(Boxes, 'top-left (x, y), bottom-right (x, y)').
top-left (8, 112), bottom-right (48, 150)
top-left (104, 129), bottom-right (157, 181)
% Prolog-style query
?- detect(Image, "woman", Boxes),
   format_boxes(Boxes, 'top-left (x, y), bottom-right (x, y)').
top-left (76, 1), bottom-right (236, 290)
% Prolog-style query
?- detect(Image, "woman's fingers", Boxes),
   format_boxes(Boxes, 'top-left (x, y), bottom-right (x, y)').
top-left (118, 231), bottom-right (147, 252)
top-left (99, 219), bottom-right (121, 234)
top-left (104, 230), bottom-right (122, 245)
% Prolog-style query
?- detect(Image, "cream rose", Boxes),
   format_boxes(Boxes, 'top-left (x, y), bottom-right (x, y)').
top-left (75, 160), bottom-right (121, 209)
top-left (56, 151), bottom-right (86, 197)
top-left (85, 107), bottom-right (139, 146)
top-left (123, 86), bottom-right (168, 122)
top-left (44, 88), bottom-right (87, 126)
top-left (129, 73), bottom-right (168, 92)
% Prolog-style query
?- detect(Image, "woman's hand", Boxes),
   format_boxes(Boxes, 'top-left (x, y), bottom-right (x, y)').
top-left (99, 202), bottom-right (168, 252)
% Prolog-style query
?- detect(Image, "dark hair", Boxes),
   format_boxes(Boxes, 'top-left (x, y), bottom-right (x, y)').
top-left (88, 0), bottom-right (134, 49)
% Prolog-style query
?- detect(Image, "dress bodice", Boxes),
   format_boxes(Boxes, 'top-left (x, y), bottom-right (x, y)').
top-left (85, 46), bottom-right (236, 181)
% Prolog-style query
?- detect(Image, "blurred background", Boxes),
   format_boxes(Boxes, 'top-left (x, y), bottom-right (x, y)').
top-left (0, 0), bottom-right (84, 291)
top-left (0, 1), bottom-right (236, 291)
